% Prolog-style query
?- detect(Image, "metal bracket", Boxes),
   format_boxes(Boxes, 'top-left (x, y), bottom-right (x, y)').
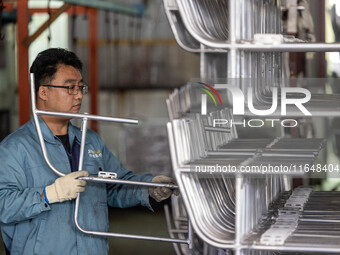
top-left (260, 187), bottom-right (312, 246)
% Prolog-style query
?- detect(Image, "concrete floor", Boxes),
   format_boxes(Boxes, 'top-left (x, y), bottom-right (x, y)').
top-left (108, 202), bottom-right (177, 255)
top-left (0, 201), bottom-right (176, 255)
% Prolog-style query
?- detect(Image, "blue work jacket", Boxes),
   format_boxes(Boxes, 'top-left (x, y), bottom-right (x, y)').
top-left (0, 118), bottom-right (153, 255)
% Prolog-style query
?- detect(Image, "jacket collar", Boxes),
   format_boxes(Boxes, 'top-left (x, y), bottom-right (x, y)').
top-left (68, 121), bottom-right (88, 145)
top-left (29, 117), bottom-right (89, 145)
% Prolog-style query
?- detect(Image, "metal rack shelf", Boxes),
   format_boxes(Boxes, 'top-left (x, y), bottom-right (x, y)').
top-left (163, 0), bottom-right (340, 254)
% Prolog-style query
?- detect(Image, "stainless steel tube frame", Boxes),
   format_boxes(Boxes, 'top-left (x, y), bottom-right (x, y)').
top-left (73, 117), bottom-right (186, 243)
top-left (163, 0), bottom-right (227, 53)
top-left (174, 0), bottom-right (340, 52)
top-left (167, 122), bottom-right (236, 248)
top-left (30, 73), bottom-right (186, 244)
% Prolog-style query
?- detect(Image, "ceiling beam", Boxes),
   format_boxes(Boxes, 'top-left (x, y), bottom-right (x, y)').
top-left (57, 0), bottom-right (143, 16)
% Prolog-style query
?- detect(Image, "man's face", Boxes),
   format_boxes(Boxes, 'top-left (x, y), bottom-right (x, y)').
top-left (42, 64), bottom-right (83, 114)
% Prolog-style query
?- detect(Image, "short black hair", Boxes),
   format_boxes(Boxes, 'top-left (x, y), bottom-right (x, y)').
top-left (30, 48), bottom-right (83, 93)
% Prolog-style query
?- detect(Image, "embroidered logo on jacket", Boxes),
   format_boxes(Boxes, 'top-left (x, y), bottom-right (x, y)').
top-left (88, 149), bottom-right (102, 158)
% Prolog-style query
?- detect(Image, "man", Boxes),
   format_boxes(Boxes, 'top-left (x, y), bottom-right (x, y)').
top-left (0, 48), bottom-right (177, 254)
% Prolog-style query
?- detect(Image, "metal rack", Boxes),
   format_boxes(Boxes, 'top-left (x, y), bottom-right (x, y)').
top-left (164, 0), bottom-right (340, 254)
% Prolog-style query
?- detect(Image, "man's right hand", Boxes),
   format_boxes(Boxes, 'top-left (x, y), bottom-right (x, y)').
top-left (45, 171), bottom-right (89, 204)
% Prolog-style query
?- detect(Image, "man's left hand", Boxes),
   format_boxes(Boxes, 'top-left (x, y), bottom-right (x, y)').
top-left (149, 175), bottom-right (180, 202)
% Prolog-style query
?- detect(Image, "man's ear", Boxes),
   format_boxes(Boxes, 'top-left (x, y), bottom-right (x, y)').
top-left (38, 86), bottom-right (48, 101)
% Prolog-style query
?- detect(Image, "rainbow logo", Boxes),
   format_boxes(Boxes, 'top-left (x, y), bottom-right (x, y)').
top-left (197, 82), bottom-right (223, 107)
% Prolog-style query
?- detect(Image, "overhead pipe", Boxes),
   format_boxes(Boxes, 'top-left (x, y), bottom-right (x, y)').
top-left (56, 0), bottom-right (144, 16)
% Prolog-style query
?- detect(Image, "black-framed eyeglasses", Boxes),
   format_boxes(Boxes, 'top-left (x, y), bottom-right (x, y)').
top-left (42, 85), bottom-right (89, 95)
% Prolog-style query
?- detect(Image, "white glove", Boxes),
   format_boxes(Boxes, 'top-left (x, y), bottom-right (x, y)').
top-left (45, 171), bottom-right (89, 204)
top-left (149, 175), bottom-right (180, 202)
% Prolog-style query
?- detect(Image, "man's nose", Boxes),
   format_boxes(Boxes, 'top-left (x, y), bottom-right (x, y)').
top-left (74, 88), bottom-right (83, 100)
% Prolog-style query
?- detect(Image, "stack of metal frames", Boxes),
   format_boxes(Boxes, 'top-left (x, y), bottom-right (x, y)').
top-left (164, 0), bottom-right (340, 117)
top-left (166, 108), bottom-right (325, 253)
top-left (163, 0), bottom-right (340, 254)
